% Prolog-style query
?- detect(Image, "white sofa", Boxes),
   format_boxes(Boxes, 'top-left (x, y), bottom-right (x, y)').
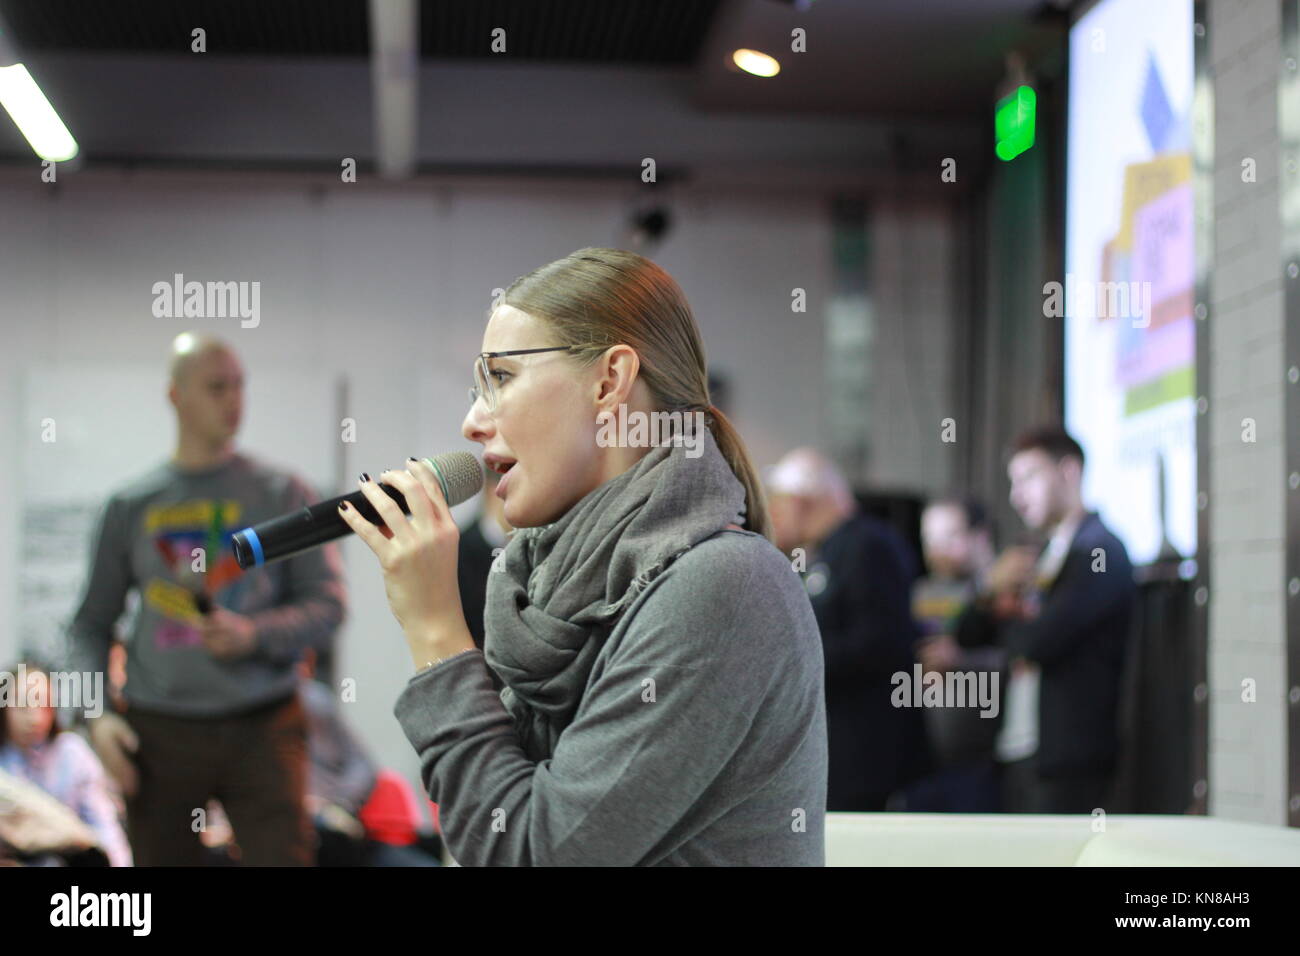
top-left (825, 813), bottom-right (1300, 866)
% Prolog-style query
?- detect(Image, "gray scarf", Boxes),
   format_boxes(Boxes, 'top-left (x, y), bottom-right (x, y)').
top-left (483, 419), bottom-right (746, 762)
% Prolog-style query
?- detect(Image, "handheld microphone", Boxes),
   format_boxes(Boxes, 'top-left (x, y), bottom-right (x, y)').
top-left (231, 452), bottom-right (484, 569)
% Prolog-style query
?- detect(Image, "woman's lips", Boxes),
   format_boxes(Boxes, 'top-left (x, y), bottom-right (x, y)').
top-left (496, 466), bottom-right (512, 499)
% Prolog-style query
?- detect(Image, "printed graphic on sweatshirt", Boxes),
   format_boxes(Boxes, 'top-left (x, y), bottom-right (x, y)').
top-left (142, 499), bottom-right (246, 649)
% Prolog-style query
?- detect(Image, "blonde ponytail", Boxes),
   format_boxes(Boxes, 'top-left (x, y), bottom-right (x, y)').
top-left (704, 404), bottom-right (772, 542)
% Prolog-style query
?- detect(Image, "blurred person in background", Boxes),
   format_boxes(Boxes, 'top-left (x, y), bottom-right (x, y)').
top-left (297, 648), bottom-right (439, 866)
top-left (905, 498), bottom-right (1002, 811)
top-left (66, 332), bottom-right (347, 865)
top-left (950, 427), bottom-right (1135, 813)
top-left (767, 448), bottom-right (931, 811)
top-left (0, 658), bottom-right (132, 866)
top-left (914, 498), bottom-right (995, 621)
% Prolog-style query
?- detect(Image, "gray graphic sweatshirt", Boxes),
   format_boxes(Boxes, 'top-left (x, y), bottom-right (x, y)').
top-left (393, 528), bottom-right (828, 866)
top-left (67, 453), bottom-right (347, 718)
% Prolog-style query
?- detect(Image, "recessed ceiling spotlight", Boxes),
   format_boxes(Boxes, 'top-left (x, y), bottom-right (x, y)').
top-left (732, 49), bottom-right (780, 78)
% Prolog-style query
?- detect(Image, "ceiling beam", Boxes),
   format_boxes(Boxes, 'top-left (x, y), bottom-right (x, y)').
top-left (368, 0), bottom-right (418, 179)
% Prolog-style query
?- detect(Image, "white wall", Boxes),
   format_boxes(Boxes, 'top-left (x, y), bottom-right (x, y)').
top-left (0, 167), bottom-right (831, 788)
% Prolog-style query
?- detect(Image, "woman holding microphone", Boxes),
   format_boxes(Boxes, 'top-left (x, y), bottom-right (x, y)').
top-left (337, 247), bottom-right (827, 866)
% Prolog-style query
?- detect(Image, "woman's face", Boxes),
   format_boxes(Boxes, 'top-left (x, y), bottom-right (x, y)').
top-left (461, 305), bottom-right (607, 528)
top-left (4, 671), bottom-right (55, 748)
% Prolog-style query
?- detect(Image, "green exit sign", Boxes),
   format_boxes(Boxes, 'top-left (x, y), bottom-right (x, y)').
top-left (995, 85), bottom-right (1036, 161)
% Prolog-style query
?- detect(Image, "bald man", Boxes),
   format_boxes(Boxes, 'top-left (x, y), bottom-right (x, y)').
top-left (767, 448), bottom-right (931, 811)
top-left (67, 332), bottom-right (347, 865)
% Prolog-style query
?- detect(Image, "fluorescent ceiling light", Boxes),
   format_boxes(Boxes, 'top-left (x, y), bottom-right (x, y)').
top-left (0, 63), bottom-right (78, 162)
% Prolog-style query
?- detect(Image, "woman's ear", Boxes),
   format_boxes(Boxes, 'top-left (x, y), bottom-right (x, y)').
top-left (594, 344), bottom-right (640, 407)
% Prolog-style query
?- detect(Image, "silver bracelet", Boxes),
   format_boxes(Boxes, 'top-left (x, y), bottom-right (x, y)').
top-left (415, 646), bottom-right (478, 675)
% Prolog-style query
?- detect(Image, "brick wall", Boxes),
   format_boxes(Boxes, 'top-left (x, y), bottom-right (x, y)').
top-left (1207, 0), bottom-right (1288, 824)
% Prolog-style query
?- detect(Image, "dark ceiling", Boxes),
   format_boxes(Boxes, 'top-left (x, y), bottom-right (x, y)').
top-left (0, 0), bottom-right (723, 63)
top-left (0, 0), bottom-right (1065, 179)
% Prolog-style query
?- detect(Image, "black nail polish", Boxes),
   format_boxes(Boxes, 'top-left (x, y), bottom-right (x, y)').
top-left (359, 472), bottom-right (371, 482)
top-left (407, 456), bottom-right (418, 462)
top-left (338, 501), bottom-right (349, 511)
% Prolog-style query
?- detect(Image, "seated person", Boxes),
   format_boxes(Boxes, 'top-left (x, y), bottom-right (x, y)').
top-left (906, 498), bottom-right (1002, 812)
top-left (0, 766), bottom-right (104, 865)
top-left (298, 649), bottom-right (439, 866)
top-left (0, 658), bottom-right (132, 866)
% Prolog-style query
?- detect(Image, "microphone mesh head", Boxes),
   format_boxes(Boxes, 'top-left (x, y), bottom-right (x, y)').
top-left (426, 451), bottom-right (484, 507)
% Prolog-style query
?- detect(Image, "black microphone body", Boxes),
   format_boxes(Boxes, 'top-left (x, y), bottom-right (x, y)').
top-left (231, 452), bottom-right (483, 569)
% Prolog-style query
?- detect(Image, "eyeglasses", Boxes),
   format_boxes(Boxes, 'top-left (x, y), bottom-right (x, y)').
top-left (468, 347), bottom-right (579, 415)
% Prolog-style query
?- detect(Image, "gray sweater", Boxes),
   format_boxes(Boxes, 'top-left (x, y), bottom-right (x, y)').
top-left (67, 453), bottom-right (347, 717)
top-left (393, 528), bottom-right (827, 866)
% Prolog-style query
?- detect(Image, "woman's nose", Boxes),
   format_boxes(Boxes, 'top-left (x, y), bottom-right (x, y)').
top-left (462, 404), bottom-right (493, 443)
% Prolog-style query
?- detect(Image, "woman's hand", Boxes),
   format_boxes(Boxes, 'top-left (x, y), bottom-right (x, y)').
top-left (337, 459), bottom-right (472, 660)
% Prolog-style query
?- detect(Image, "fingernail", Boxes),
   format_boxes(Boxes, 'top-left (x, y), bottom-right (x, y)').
top-left (338, 501), bottom-right (349, 511)
top-left (407, 456), bottom-right (418, 463)
top-left (359, 472), bottom-right (370, 483)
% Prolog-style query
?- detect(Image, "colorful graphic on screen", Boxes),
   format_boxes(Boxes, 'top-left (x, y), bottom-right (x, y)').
top-left (1067, 0), bottom-right (1196, 566)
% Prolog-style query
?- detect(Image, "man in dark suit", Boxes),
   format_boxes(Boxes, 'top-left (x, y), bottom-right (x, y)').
top-left (768, 448), bottom-right (930, 812)
top-left (951, 426), bottom-right (1135, 814)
